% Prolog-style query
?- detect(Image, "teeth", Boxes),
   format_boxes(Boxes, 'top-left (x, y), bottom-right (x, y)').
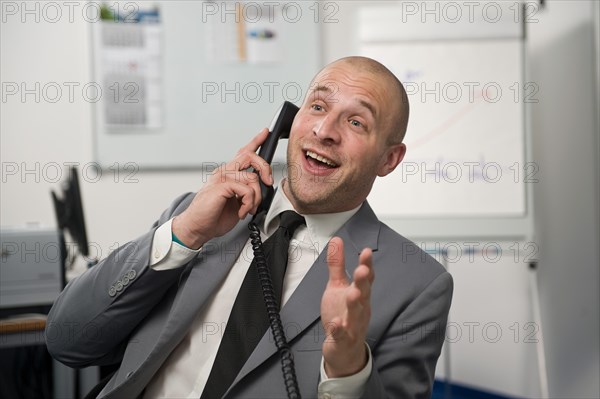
top-left (306, 150), bottom-right (338, 167)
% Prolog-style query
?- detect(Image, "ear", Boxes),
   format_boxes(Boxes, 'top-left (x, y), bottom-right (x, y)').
top-left (377, 143), bottom-right (406, 177)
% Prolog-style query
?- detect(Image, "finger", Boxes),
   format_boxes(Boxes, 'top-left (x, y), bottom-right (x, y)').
top-left (231, 150), bottom-right (274, 186)
top-left (327, 237), bottom-right (348, 285)
top-left (352, 265), bottom-right (372, 303)
top-left (343, 287), bottom-right (367, 338)
top-left (221, 181), bottom-right (259, 219)
top-left (236, 183), bottom-right (261, 219)
top-left (218, 170), bottom-right (262, 214)
top-left (254, 159), bottom-right (274, 187)
top-left (346, 286), bottom-right (364, 315)
top-left (358, 248), bottom-right (374, 284)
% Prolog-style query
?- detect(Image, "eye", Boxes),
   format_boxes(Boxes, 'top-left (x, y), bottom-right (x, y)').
top-left (349, 119), bottom-right (366, 129)
top-left (311, 104), bottom-right (324, 112)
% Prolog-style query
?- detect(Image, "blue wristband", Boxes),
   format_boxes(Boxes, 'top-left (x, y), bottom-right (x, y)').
top-left (172, 232), bottom-right (190, 249)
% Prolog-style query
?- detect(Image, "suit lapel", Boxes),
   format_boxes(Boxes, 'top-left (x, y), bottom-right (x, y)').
top-left (161, 219), bottom-right (251, 349)
top-left (229, 202), bottom-right (381, 391)
top-left (129, 217), bottom-right (252, 386)
top-left (108, 218), bottom-right (254, 397)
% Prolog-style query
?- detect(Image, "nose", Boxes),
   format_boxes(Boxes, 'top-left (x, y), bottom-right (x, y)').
top-left (313, 114), bottom-right (341, 144)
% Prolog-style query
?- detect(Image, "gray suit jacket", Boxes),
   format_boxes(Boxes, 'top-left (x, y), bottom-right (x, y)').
top-left (46, 193), bottom-right (453, 398)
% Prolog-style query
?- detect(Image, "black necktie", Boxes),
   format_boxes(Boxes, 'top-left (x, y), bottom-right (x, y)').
top-left (201, 211), bottom-right (306, 399)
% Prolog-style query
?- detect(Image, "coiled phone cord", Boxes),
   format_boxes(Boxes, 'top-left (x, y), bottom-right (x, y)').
top-left (248, 220), bottom-right (301, 399)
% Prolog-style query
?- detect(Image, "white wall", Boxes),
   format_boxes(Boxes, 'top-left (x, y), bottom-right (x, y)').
top-left (1, 1), bottom-right (598, 398)
top-left (529, 1), bottom-right (600, 397)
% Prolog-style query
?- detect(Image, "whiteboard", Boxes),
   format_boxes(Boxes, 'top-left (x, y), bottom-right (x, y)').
top-left (365, 40), bottom-right (526, 217)
top-left (353, 2), bottom-right (533, 236)
top-left (92, 1), bottom-right (321, 169)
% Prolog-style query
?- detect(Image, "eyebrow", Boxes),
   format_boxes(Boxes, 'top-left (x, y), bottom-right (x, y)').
top-left (311, 84), bottom-right (333, 98)
top-left (310, 85), bottom-right (377, 120)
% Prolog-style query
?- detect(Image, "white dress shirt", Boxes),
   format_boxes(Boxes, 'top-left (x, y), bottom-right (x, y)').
top-left (143, 182), bottom-right (372, 398)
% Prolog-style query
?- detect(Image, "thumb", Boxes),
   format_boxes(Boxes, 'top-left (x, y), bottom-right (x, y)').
top-left (327, 237), bottom-right (347, 284)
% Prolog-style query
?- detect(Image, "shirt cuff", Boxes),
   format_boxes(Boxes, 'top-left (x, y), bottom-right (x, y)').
top-left (150, 218), bottom-right (201, 271)
top-left (317, 343), bottom-right (373, 399)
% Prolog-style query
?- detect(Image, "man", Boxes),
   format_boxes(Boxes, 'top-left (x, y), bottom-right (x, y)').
top-left (47, 56), bottom-right (453, 398)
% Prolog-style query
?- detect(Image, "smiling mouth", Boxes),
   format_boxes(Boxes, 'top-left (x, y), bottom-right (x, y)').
top-left (305, 150), bottom-right (338, 168)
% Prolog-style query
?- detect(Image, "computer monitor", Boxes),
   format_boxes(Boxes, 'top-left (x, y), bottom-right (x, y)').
top-left (51, 166), bottom-right (90, 260)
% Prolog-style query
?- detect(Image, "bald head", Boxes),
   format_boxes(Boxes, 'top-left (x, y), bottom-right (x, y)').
top-left (311, 56), bottom-right (410, 145)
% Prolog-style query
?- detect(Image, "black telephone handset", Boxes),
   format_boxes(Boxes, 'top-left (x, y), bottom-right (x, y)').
top-left (256, 101), bottom-right (299, 214)
top-left (249, 101), bottom-right (301, 399)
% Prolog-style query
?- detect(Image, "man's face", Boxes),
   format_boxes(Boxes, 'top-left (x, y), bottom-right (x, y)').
top-left (284, 62), bottom-right (406, 214)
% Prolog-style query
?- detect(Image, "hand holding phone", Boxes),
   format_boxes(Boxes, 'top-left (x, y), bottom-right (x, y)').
top-left (172, 103), bottom-right (298, 248)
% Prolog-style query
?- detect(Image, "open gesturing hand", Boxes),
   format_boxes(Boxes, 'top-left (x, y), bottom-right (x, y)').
top-left (321, 237), bottom-right (374, 377)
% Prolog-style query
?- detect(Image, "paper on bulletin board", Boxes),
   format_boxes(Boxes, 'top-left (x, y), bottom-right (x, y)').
top-left (204, 1), bottom-right (283, 64)
top-left (96, 3), bottom-right (163, 129)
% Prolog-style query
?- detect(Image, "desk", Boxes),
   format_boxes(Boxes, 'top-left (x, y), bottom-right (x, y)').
top-left (0, 314), bottom-right (85, 398)
top-left (1, 315), bottom-right (47, 347)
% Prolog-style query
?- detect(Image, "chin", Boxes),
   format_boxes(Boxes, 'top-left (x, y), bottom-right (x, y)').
top-left (286, 182), bottom-right (332, 213)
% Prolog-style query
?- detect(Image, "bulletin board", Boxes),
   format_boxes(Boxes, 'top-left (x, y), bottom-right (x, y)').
top-left (91, 1), bottom-right (321, 169)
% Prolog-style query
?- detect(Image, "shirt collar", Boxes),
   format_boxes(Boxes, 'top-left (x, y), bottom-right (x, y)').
top-left (263, 179), bottom-right (362, 252)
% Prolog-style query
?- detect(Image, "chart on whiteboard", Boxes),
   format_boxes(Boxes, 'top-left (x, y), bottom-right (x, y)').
top-left (363, 41), bottom-right (527, 217)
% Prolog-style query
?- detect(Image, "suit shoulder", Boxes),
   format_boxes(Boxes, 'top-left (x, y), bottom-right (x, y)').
top-left (376, 222), bottom-right (448, 281)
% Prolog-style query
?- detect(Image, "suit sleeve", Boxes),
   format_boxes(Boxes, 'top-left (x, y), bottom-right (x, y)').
top-left (361, 271), bottom-right (454, 399)
top-left (46, 192), bottom-right (195, 368)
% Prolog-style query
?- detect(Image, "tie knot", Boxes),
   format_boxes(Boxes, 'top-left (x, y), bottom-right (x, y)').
top-left (278, 210), bottom-right (306, 238)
